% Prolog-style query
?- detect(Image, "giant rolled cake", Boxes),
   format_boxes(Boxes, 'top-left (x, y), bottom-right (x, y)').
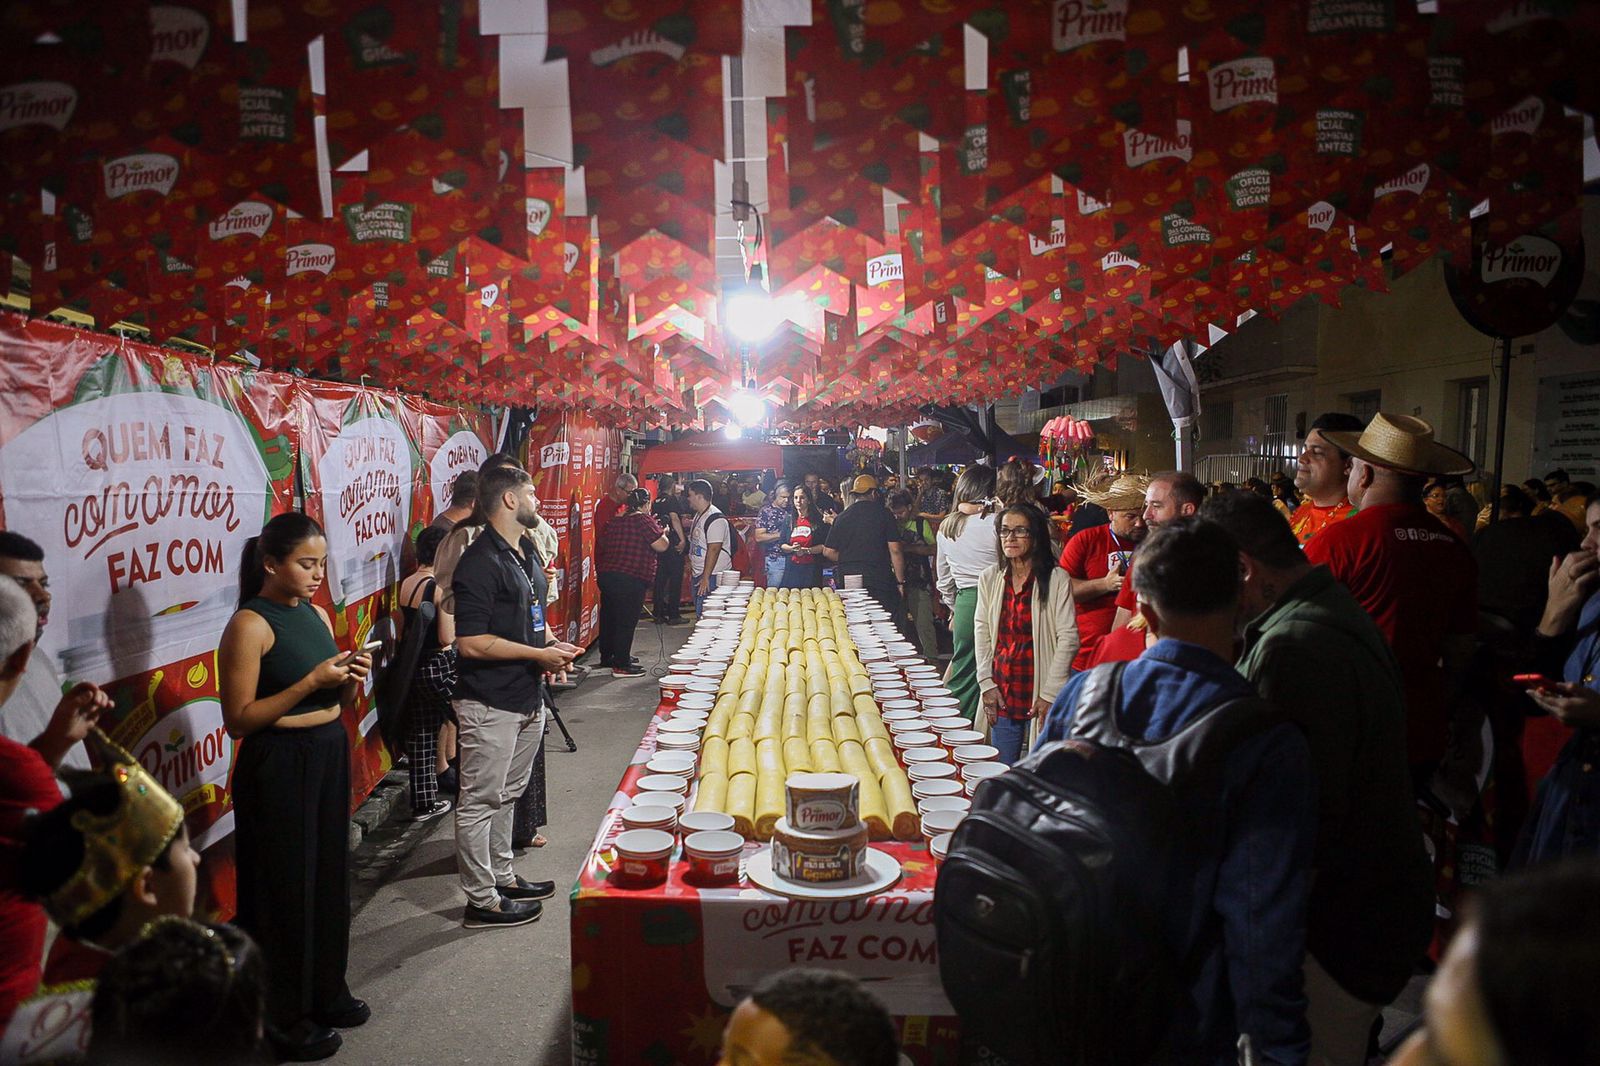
top-left (686, 587), bottom-right (919, 843)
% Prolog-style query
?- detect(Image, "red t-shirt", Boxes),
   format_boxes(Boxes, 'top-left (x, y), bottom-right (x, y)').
top-left (1304, 502), bottom-right (1478, 765)
top-left (1090, 623), bottom-right (1150, 666)
top-left (1116, 557), bottom-right (1139, 614)
top-left (1058, 525), bottom-right (1138, 670)
top-left (0, 737), bottom-right (62, 1031)
top-left (593, 496), bottom-right (624, 544)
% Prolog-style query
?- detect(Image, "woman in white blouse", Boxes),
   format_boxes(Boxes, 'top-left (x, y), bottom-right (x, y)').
top-left (936, 465), bottom-right (999, 721)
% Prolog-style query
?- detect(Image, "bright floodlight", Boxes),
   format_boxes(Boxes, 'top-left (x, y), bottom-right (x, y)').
top-left (724, 424), bottom-right (744, 440)
top-left (725, 290), bottom-right (781, 342)
top-left (729, 390), bottom-right (767, 427)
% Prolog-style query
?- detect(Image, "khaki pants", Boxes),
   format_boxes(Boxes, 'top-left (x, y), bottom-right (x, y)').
top-left (453, 698), bottom-right (546, 909)
top-left (1304, 953), bottom-right (1381, 1066)
top-left (906, 584), bottom-right (939, 659)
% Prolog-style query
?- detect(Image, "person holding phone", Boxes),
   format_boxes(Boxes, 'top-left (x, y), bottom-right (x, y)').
top-left (449, 465), bottom-right (581, 929)
top-left (218, 513), bottom-right (371, 1062)
top-left (1517, 496), bottom-right (1600, 867)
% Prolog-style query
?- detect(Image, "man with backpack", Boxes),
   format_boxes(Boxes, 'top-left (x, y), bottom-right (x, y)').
top-left (940, 518), bottom-right (1314, 1065)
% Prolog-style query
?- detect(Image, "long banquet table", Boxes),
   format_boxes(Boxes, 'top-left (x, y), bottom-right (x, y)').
top-left (569, 702), bottom-right (962, 1065)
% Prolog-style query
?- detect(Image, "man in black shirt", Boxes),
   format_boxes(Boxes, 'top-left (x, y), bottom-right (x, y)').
top-left (823, 475), bottom-right (908, 635)
top-left (451, 465), bottom-right (581, 928)
top-left (651, 475), bottom-right (690, 625)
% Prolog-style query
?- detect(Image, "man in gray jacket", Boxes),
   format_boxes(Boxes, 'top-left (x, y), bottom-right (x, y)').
top-left (1204, 491), bottom-right (1433, 1066)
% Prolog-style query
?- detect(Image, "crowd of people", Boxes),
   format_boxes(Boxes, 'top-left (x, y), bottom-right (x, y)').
top-left (4, 406), bottom-right (1599, 1065)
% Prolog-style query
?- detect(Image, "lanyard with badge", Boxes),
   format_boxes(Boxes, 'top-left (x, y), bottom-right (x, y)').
top-left (514, 545), bottom-right (547, 645)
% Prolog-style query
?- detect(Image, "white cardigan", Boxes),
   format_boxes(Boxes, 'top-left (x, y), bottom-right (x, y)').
top-left (972, 562), bottom-right (1080, 743)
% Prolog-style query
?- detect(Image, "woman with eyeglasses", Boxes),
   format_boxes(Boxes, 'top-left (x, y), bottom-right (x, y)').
top-left (972, 504), bottom-right (1079, 764)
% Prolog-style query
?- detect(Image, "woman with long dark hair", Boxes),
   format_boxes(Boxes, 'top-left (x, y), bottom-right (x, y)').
top-left (972, 503), bottom-right (1079, 764)
top-left (778, 483), bottom-right (828, 589)
top-left (218, 513), bottom-right (369, 1062)
top-left (936, 465), bottom-right (1000, 721)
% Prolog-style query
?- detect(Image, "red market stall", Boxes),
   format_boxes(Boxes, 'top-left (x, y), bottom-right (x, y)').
top-left (636, 432), bottom-right (788, 478)
top-left (570, 702), bottom-right (958, 1065)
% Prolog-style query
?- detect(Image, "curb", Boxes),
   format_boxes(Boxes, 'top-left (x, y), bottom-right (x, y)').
top-left (349, 768), bottom-right (411, 850)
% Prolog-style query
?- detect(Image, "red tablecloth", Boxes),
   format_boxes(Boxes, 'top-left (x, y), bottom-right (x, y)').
top-left (570, 702), bottom-right (961, 1064)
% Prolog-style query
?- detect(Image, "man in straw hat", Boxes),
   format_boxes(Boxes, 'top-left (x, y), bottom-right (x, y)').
top-left (1057, 474), bottom-right (1149, 670)
top-left (1305, 413), bottom-right (1478, 776)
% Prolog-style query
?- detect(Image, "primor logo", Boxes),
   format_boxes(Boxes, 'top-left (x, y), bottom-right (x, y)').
top-left (1207, 58), bottom-right (1278, 112)
top-left (0, 81), bottom-right (77, 133)
top-left (286, 243), bottom-right (336, 276)
top-left (1480, 235), bottom-right (1561, 287)
top-left (208, 201), bottom-right (274, 241)
top-left (103, 153), bottom-right (180, 200)
top-left (1123, 121), bottom-right (1192, 168)
top-left (1052, 0), bottom-right (1129, 53)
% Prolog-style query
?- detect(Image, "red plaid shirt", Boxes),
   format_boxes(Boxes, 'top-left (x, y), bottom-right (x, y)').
top-left (991, 572), bottom-right (1036, 720)
top-left (597, 512), bottom-right (664, 583)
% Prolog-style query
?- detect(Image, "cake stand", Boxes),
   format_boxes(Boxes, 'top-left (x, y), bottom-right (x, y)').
top-left (744, 846), bottom-right (903, 901)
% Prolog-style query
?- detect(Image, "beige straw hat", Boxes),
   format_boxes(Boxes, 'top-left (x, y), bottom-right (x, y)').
top-left (1078, 473), bottom-right (1150, 512)
top-left (1320, 412), bottom-right (1474, 477)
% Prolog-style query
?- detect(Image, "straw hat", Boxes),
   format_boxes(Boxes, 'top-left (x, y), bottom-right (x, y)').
top-left (1320, 413), bottom-right (1474, 477)
top-left (1078, 473), bottom-right (1150, 512)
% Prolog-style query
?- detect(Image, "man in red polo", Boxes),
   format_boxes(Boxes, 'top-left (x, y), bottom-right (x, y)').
top-left (1058, 475), bottom-right (1148, 669)
top-left (1305, 413), bottom-right (1478, 775)
top-left (593, 472), bottom-right (637, 544)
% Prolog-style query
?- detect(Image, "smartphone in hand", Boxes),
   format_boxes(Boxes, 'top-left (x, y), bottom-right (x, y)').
top-left (340, 639), bottom-right (382, 666)
top-left (1513, 673), bottom-right (1559, 692)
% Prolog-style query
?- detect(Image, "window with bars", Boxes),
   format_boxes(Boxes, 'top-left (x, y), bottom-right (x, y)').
top-left (1263, 393), bottom-right (1291, 460)
top-left (1457, 378), bottom-right (1488, 466)
top-left (1199, 400), bottom-right (1234, 443)
top-left (1347, 390), bottom-right (1382, 425)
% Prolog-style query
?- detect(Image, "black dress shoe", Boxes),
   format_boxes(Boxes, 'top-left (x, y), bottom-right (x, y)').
top-left (497, 875), bottom-right (556, 902)
top-left (269, 1020), bottom-right (342, 1062)
top-left (463, 897), bottom-right (542, 928)
top-left (313, 997), bottom-right (371, 1029)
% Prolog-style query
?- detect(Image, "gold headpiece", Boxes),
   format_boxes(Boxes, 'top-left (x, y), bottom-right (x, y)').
top-left (47, 729), bottom-right (185, 930)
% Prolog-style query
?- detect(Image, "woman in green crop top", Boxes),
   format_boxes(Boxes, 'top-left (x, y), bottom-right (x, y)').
top-left (218, 513), bottom-right (371, 1062)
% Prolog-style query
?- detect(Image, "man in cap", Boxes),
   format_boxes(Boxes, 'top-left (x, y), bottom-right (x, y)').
top-left (1056, 474), bottom-right (1148, 670)
top-left (822, 475), bottom-right (908, 628)
top-left (1292, 413), bottom-right (1364, 546)
top-left (1304, 413), bottom-right (1478, 777)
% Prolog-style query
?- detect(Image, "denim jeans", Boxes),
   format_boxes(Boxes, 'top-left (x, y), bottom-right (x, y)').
top-left (991, 715), bottom-right (1029, 766)
top-left (693, 572), bottom-right (718, 617)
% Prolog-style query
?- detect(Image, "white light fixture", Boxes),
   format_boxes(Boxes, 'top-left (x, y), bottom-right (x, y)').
top-left (729, 389), bottom-right (767, 427)
top-left (725, 289), bottom-right (781, 342)
top-left (724, 424), bottom-right (744, 440)
top-left (724, 263), bottom-right (784, 343)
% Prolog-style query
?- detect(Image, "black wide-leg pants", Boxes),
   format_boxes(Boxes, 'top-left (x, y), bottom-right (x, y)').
top-left (597, 570), bottom-right (649, 666)
top-left (233, 719), bottom-right (354, 1030)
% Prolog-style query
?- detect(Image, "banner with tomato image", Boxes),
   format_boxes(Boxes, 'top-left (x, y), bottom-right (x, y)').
top-left (525, 409), bottom-right (622, 651)
top-left (0, 312), bottom-right (297, 918)
top-left (297, 382), bottom-right (420, 805)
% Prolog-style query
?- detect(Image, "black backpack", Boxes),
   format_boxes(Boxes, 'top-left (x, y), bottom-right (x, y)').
top-left (934, 662), bottom-right (1274, 1066)
top-left (375, 579), bottom-right (436, 755)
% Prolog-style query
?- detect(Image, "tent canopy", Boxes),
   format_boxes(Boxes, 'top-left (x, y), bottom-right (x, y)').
top-left (638, 433), bottom-right (786, 477)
